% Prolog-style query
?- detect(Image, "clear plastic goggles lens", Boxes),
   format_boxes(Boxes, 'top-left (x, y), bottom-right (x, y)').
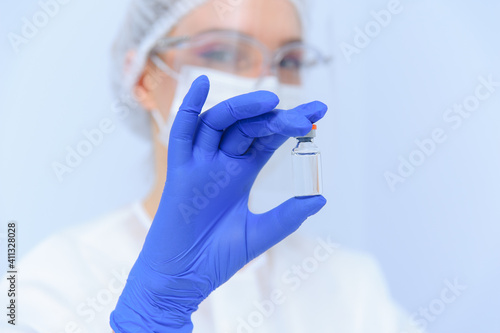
top-left (154, 31), bottom-right (327, 85)
top-left (175, 33), bottom-right (264, 77)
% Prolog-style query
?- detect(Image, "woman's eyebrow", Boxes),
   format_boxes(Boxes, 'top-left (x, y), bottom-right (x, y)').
top-left (197, 28), bottom-right (251, 38)
top-left (196, 28), bottom-right (304, 46)
top-left (280, 37), bottom-right (303, 46)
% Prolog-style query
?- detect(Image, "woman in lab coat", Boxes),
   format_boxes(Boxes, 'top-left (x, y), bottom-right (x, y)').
top-left (6, 0), bottom-right (423, 332)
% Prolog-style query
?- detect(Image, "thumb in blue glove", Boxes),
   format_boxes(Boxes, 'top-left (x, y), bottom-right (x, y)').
top-left (110, 75), bottom-right (328, 332)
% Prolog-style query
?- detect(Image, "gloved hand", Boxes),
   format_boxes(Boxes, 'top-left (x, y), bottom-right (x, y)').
top-left (110, 75), bottom-right (328, 332)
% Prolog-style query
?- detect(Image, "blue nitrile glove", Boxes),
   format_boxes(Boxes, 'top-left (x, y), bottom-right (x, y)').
top-left (110, 75), bottom-right (328, 332)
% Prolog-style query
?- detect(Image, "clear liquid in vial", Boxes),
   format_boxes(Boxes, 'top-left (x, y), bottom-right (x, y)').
top-left (292, 137), bottom-right (322, 197)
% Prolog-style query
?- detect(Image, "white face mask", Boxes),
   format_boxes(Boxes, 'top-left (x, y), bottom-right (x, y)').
top-left (151, 65), bottom-right (305, 148)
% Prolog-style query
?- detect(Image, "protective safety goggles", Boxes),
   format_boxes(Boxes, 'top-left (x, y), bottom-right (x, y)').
top-left (149, 29), bottom-right (331, 85)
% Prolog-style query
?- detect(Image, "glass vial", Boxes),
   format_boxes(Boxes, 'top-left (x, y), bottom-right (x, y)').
top-left (292, 124), bottom-right (322, 197)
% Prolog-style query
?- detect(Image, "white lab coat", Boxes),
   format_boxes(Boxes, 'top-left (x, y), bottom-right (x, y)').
top-left (0, 201), bottom-right (422, 333)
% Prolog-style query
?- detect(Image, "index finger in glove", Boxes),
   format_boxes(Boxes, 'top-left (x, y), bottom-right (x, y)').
top-left (240, 100), bottom-right (327, 137)
top-left (220, 101), bottom-right (328, 156)
top-left (200, 91), bottom-right (280, 131)
top-left (193, 90), bottom-right (280, 154)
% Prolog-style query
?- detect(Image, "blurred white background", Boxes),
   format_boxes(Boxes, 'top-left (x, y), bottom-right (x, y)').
top-left (1, 0), bottom-right (499, 332)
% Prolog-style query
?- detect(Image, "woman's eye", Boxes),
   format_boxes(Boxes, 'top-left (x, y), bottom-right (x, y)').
top-left (199, 48), bottom-right (238, 63)
top-left (279, 57), bottom-right (302, 70)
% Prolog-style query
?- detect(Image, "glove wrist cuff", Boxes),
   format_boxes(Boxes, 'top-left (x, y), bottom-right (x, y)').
top-left (110, 276), bottom-right (195, 332)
